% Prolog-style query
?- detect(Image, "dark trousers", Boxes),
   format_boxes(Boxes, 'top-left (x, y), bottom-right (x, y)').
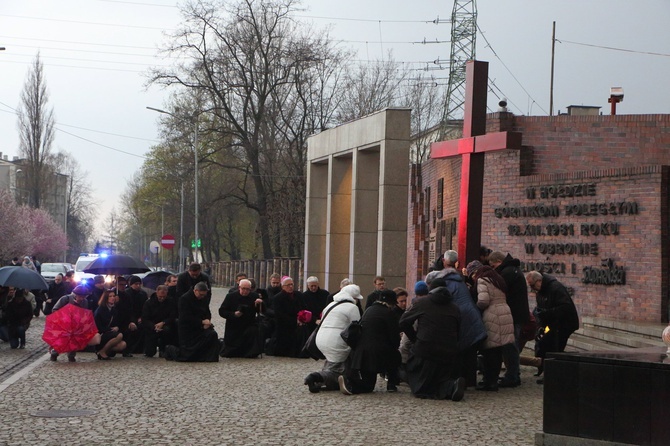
top-left (0, 325), bottom-right (26, 348)
top-left (457, 343), bottom-right (480, 387)
top-left (347, 369), bottom-right (378, 394)
top-left (122, 327), bottom-right (144, 354)
top-left (143, 326), bottom-right (177, 357)
top-left (481, 346), bottom-right (503, 386)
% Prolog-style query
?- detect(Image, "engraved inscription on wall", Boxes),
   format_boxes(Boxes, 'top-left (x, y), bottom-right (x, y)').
top-left (493, 183), bottom-right (637, 285)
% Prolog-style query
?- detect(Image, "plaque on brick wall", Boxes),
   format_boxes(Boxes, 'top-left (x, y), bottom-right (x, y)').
top-left (428, 232), bottom-right (436, 265)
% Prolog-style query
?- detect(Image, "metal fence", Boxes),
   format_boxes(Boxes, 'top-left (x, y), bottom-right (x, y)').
top-left (211, 258), bottom-right (304, 290)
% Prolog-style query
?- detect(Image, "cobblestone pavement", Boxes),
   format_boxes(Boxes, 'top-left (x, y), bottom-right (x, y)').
top-left (0, 288), bottom-right (544, 446)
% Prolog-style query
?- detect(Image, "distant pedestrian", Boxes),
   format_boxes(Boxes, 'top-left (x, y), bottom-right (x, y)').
top-left (21, 256), bottom-right (36, 271)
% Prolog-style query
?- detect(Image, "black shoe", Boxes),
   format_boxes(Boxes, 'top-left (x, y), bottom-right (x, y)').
top-left (19, 344), bottom-right (25, 349)
top-left (304, 373), bottom-right (322, 393)
top-left (498, 378), bottom-right (519, 388)
top-left (387, 383), bottom-right (398, 393)
top-left (97, 353), bottom-right (111, 360)
top-left (122, 352), bottom-right (133, 358)
top-left (476, 382), bottom-right (499, 391)
top-left (50, 350), bottom-right (58, 362)
top-left (536, 378), bottom-right (544, 385)
top-left (67, 352), bottom-right (76, 362)
top-left (451, 377), bottom-right (466, 401)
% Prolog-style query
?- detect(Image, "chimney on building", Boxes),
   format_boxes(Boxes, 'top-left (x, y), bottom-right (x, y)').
top-left (608, 87), bottom-right (624, 115)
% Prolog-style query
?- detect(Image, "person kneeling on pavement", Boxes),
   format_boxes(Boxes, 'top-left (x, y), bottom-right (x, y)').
top-left (0, 287), bottom-right (32, 349)
top-left (165, 282), bottom-right (219, 362)
top-left (304, 284), bottom-right (362, 393)
top-left (50, 285), bottom-right (102, 362)
top-left (338, 289), bottom-right (401, 395)
top-left (398, 286), bottom-right (465, 401)
top-left (142, 285), bottom-right (177, 358)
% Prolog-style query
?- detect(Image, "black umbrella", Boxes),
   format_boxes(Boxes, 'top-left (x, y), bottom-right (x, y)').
top-left (0, 266), bottom-right (49, 290)
top-left (140, 270), bottom-right (174, 290)
top-left (83, 254), bottom-right (150, 275)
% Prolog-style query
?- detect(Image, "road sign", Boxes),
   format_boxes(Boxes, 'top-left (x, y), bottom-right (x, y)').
top-left (149, 241), bottom-right (160, 254)
top-left (161, 234), bottom-right (176, 250)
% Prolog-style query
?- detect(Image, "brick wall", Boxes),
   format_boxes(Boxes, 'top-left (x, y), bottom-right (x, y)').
top-left (409, 113), bottom-right (670, 323)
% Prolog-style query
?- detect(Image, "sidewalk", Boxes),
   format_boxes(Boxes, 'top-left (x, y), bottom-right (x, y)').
top-left (0, 288), bottom-right (544, 445)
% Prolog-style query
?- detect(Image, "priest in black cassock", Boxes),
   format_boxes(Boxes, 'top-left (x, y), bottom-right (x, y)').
top-left (172, 282), bottom-right (219, 362)
top-left (302, 276), bottom-right (329, 336)
top-left (268, 276), bottom-right (306, 357)
top-left (218, 279), bottom-right (263, 358)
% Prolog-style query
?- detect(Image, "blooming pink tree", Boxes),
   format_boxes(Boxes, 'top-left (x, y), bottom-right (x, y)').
top-left (0, 190), bottom-right (67, 263)
top-left (27, 207), bottom-right (68, 260)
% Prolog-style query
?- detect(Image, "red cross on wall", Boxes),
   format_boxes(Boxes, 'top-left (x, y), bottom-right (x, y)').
top-left (430, 60), bottom-right (522, 267)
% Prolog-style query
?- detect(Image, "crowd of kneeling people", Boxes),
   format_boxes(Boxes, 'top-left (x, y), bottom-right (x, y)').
top-left (302, 248), bottom-right (578, 401)
top-left (0, 248), bottom-right (579, 402)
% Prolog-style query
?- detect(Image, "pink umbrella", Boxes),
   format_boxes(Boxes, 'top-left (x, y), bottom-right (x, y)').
top-left (42, 304), bottom-right (98, 354)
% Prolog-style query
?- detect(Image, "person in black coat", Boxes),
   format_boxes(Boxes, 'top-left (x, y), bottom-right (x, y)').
top-left (266, 273), bottom-right (282, 301)
top-left (176, 263), bottom-right (212, 306)
top-left (399, 287), bottom-right (465, 401)
top-left (117, 275), bottom-right (148, 356)
top-left (0, 289), bottom-right (32, 349)
top-left (87, 275), bottom-right (106, 313)
top-left (339, 289), bottom-right (401, 395)
top-left (302, 276), bottom-right (329, 335)
top-left (268, 277), bottom-right (305, 357)
top-left (171, 282), bottom-right (219, 362)
top-left (218, 279), bottom-right (263, 358)
top-left (489, 251), bottom-right (530, 387)
top-left (93, 289), bottom-right (127, 359)
top-left (141, 285), bottom-right (178, 357)
top-left (44, 274), bottom-right (68, 315)
top-left (364, 276), bottom-right (386, 310)
top-left (527, 271), bottom-right (579, 378)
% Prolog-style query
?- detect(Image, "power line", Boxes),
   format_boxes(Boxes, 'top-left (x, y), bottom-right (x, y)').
top-left (97, 0), bottom-right (177, 7)
top-left (0, 58), bottom-right (146, 73)
top-left (5, 52), bottom-right (168, 68)
top-left (0, 35), bottom-right (158, 50)
top-left (0, 99), bottom-right (157, 143)
top-left (5, 43), bottom-right (159, 58)
top-left (55, 128), bottom-right (147, 159)
top-left (558, 39), bottom-right (670, 57)
top-left (0, 14), bottom-right (171, 31)
top-left (296, 14), bottom-right (440, 24)
top-left (476, 24), bottom-right (549, 115)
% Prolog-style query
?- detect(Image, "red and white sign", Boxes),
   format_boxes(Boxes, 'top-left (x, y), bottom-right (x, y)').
top-left (160, 234), bottom-right (176, 250)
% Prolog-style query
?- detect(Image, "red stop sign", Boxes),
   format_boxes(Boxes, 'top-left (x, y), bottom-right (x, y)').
top-left (160, 234), bottom-right (176, 250)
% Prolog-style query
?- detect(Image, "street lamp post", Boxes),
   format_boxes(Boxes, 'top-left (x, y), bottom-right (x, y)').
top-left (147, 106), bottom-right (201, 264)
top-left (141, 199), bottom-right (164, 269)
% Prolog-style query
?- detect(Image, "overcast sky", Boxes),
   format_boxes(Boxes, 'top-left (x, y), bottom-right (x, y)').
top-left (1, 0), bottom-right (668, 243)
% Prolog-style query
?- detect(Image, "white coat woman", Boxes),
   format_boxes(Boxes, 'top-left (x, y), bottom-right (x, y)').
top-left (303, 284), bottom-right (362, 392)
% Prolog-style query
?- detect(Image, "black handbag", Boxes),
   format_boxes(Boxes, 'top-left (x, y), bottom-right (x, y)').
top-left (301, 301), bottom-right (346, 360)
top-left (340, 319), bottom-right (362, 348)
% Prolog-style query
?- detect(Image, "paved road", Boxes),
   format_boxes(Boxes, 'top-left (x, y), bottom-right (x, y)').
top-left (0, 288), bottom-right (543, 445)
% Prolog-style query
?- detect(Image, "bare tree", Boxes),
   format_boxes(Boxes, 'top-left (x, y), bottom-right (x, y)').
top-left (399, 74), bottom-right (447, 164)
top-left (149, 0), bottom-right (349, 259)
top-left (17, 52), bottom-right (55, 208)
top-left (335, 55), bottom-right (409, 123)
top-left (50, 151), bottom-right (96, 258)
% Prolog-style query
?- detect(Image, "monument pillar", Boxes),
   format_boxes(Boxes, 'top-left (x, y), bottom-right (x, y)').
top-left (305, 108), bottom-right (410, 294)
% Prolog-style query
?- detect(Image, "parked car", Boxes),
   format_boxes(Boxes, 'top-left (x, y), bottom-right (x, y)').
top-left (40, 263), bottom-right (71, 284)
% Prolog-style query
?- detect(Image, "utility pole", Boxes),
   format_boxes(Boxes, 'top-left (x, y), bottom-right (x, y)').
top-left (440, 0), bottom-right (477, 137)
top-left (550, 21), bottom-right (556, 116)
